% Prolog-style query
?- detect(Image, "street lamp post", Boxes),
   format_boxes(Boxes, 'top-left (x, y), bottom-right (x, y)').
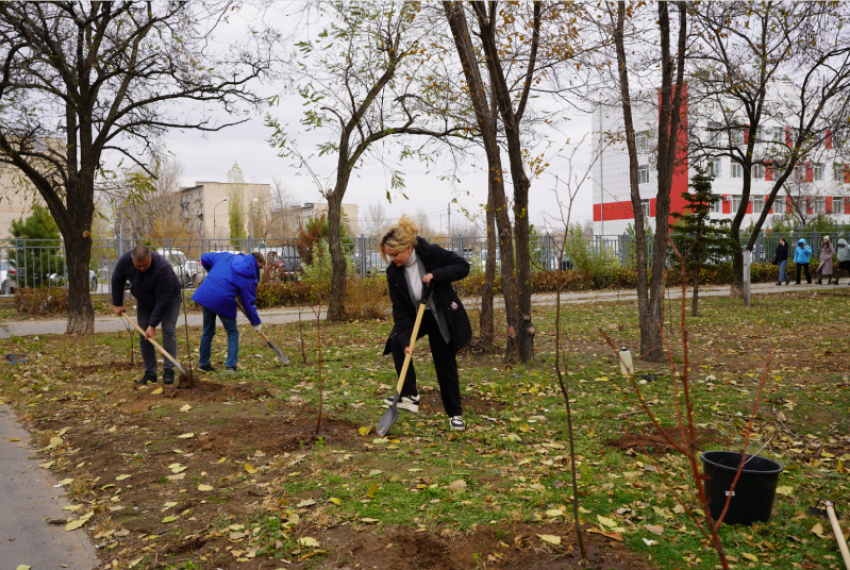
top-left (213, 198), bottom-right (228, 245)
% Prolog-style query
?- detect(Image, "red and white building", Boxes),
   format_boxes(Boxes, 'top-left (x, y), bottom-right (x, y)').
top-left (591, 90), bottom-right (850, 235)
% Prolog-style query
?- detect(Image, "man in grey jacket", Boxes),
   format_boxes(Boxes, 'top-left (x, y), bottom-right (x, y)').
top-left (111, 246), bottom-right (182, 385)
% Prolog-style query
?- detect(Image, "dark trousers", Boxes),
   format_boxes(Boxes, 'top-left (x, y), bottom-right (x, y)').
top-left (795, 262), bottom-right (811, 284)
top-left (390, 310), bottom-right (461, 417)
top-left (136, 295), bottom-right (181, 375)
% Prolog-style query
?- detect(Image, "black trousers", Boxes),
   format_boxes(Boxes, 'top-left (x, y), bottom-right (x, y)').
top-left (389, 310), bottom-right (462, 417)
top-left (795, 263), bottom-right (811, 284)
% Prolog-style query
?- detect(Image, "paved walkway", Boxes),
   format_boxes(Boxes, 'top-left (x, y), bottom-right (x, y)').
top-left (0, 281), bottom-right (842, 339)
top-left (0, 405), bottom-right (99, 569)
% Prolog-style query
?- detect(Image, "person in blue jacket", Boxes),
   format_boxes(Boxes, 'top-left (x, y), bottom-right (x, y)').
top-left (793, 238), bottom-right (813, 285)
top-left (191, 252), bottom-right (266, 371)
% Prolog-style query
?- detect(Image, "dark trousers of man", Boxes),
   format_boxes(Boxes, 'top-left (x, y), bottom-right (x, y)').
top-left (795, 262), bottom-right (811, 284)
top-left (389, 310), bottom-right (461, 417)
top-left (136, 294), bottom-right (181, 375)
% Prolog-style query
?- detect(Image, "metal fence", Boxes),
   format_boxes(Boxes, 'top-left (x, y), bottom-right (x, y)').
top-left (0, 232), bottom-right (838, 299)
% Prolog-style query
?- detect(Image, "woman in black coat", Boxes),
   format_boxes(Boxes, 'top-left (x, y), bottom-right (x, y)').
top-left (380, 216), bottom-right (472, 431)
top-left (774, 238), bottom-right (789, 286)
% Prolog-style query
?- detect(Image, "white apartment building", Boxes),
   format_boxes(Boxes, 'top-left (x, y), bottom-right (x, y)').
top-left (592, 92), bottom-right (850, 236)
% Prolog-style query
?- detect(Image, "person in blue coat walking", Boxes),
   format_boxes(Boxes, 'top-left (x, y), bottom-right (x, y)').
top-left (793, 238), bottom-right (813, 285)
top-left (191, 252), bottom-right (266, 371)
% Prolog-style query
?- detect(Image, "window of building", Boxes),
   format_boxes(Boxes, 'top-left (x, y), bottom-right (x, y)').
top-left (753, 164), bottom-right (765, 180)
top-left (773, 197), bottom-right (786, 214)
top-left (814, 197), bottom-right (826, 214)
top-left (710, 194), bottom-right (722, 214)
top-left (752, 195), bottom-right (765, 214)
top-left (707, 158), bottom-right (722, 178)
top-left (731, 195), bottom-right (741, 212)
top-left (730, 128), bottom-right (743, 146)
top-left (641, 199), bottom-right (651, 218)
top-left (636, 132), bottom-right (650, 153)
top-left (638, 165), bottom-right (650, 185)
top-left (793, 165), bottom-right (805, 182)
top-left (813, 163), bottom-right (824, 182)
top-left (731, 162), bottom-right (744, 179)
top-left (773, 127), bottom-right (784, 143)
top-left (835, 163), bottom-right (847, 183)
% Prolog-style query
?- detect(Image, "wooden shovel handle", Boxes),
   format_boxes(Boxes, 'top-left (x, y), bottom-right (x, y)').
top-left (393, 298), bottom-right (430, 397)
top-left (120, 313), bottom-right (181, 367)
top-left (825, 501), bottom-right (850, 570)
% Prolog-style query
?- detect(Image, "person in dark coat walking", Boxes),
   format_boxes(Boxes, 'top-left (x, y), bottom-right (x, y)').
top-left (774, 238), bottom-right (789, 286)
top-left (191, 252), bottom-right (265, 372)
top-left (380, 216), bottom-right (472, 431)
top-left (817, 236), bottom-right (835, 285)
top-left (112, 245), bottom-right (182, 385)
top-left (835, 238), bottom-right (850, 285)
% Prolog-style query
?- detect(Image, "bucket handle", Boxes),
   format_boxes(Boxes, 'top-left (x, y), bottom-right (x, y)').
top-left (743, 435), bottom-right (774, 466)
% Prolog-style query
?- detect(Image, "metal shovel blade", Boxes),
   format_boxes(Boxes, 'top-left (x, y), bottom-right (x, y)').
top-left (376, 392), bottom-right (401, 437)
top-left (171, 360), bottom-right (187, 377)
top-left (267, 341), bottom-right (290, 365)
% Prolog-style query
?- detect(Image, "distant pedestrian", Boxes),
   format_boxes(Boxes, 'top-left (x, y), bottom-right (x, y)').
top-left (835, 238), bottom-right (850, 285)
top-left (774, 238), bottom-right (789, 286)
top-left (817, 236), bottom-right (835, 285)
top-left (794, 238), bottom-right (813, 285)
top-left (191, 252), bottom-right (265, 372)
top-left (111, 246), bottom-right (182, 385)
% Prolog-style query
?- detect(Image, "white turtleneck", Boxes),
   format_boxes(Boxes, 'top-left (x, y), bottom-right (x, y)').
top-left (404, 248), bottom-right (423, 302)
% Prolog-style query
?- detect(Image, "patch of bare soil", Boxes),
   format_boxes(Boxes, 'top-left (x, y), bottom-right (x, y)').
top-left (185, 413), bottom-right (360, 456)
top-left (298, 523), bottom-right (654, 570)
top-left (128, 379), bottom-right (273, 403)
top-left (605, 427), bottom-right (726, 455)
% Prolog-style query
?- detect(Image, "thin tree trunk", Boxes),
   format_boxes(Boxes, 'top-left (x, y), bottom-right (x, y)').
top-left (692, 265), bottom-right (699, 317)
top-left (326, 187), bottom-right (347, 321)
top-left (479, 193), bottom-right (496, 350)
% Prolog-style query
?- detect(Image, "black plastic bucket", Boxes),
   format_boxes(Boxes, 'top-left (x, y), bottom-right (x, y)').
top-left (700, 451), bottom-right (784, 525)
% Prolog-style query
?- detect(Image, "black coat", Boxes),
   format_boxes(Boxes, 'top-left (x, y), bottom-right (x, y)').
top-left (774, 242), bottom-right (789, 263)
top-left (111, 251), bottom-right (181, 328)
top-left (383, 237), bottom-right (472, 355)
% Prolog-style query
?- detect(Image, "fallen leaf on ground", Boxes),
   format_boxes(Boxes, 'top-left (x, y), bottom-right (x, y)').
top-left (644, 524), bottom-right (664, 536)
top-left (162, 516), bottom-right (177, 524)
top-left (197, 484), bottom-right (213, 492)
top-left (538, 534), bottom-right (561, 545)
top-left (812, 522), bottom-right (828, 539)
top-left (298, 537), bottom-right (320, 547)
top-left (244, 463), bottom-right (257, 474)
top-left (775, 485), bottom-right (794, 496)
top-left (115, 474), bottom-right (131, 481)
top-left (180, 404), bottom-right (191, 412)
top-left (177, 433), bottom-right (194, 439)
top-left (151, 388), bottom-right (163, 395)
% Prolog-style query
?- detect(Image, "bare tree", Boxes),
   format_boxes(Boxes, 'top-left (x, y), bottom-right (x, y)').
top-left (690, 1), bottom-right (850, 297)
top-left (607, 1), bottom-right (688, 362)
top-left (267, 1), bottom-right (469, 321)
top-left (363, 201), bottom-right (388, 237)
top-left (0, 2), bottom-right (273, 333)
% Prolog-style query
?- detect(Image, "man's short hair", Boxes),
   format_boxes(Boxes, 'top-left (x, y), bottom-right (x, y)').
top-left (131, 245), bottom-right (151, 261)
top-left (252, 252), bottom-right (266, 266)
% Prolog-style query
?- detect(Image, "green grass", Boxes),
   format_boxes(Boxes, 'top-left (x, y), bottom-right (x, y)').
top-left (1, 289), bottom-right (848, 569)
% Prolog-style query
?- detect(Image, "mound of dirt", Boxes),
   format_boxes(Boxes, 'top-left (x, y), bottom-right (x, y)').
top-left (130, 379), bottom-right (272, 403)
top-left (605, 426), bottom-right (725, 455)
top-left (311, 522), bottom-right (654, 570)
top-left (186, 413), bottom-right (359, 456)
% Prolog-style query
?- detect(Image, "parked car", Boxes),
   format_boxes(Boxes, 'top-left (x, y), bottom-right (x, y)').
top-left (152, 248), bottom-right (195, 288)
top-left (264, 245), bottom-right (302, 274)
top-left (0, 261), bottom-right (17, 295)
top-left (365, 252), bottom-right (387, 276)
top-left (47, 269), bottom-right (99, 291)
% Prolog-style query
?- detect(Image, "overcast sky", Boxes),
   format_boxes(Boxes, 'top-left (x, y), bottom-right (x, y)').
top-left (160, 4), bottom-right (597, 236)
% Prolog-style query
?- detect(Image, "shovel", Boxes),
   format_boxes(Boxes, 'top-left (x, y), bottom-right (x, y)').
top-left (236, 299), bottom-right (290, 365)
top-left (376, 283), bottom-right (433, 438)
top-left (120, 313), bottom-right (194, 383)
top-left (822, 500), bottom-right (850, 570)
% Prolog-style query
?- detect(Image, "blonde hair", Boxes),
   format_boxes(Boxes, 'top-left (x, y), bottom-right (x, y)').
top-left (380, 216), bottom-right (419, 262)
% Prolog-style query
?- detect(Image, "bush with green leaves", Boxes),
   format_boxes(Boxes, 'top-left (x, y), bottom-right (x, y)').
top-left (301, 240), bottom-right (355, 283)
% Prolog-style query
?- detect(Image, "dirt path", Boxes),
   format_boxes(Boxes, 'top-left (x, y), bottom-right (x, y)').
top-left (0, 404), bottom-right (98, 570)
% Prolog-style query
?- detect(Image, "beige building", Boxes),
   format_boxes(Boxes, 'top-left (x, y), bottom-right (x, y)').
top-left (179, 181), bottom-right (271, 239)
top-left (0, 163), bottom-right (45, 240)
top-left (283, 202), bottom-right (360, 236)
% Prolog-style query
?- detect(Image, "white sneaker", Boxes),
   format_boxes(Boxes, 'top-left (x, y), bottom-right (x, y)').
top-left (449, 416), bottom-right (465, 431)
top-left (382, 394), bottom-right (420, 413)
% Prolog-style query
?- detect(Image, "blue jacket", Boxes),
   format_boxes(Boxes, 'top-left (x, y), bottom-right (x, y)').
top-left (794, 239), bottom-right (812, 264)
top-left (191, 253), bottom-right (262, 325)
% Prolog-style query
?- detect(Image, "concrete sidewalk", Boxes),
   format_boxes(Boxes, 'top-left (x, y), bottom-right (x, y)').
top-left (0, 280), bottom-right (842, 338)
top-left (0, 405), bottom-right (98, 569)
